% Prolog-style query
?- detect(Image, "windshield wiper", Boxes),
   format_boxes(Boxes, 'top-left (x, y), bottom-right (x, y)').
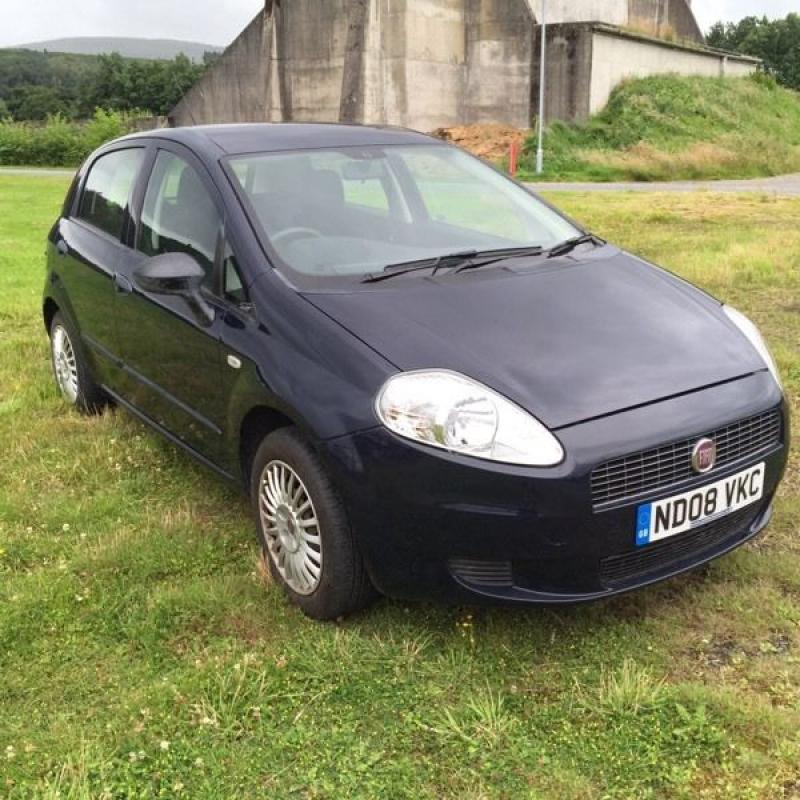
top-left (361, 250), bottom-right (479, 284)
top-left (361, 237), bottom-right (601, 284)
top-left (546, 233), bottom-right (603, 259)
top-left (453, 245), bottom-right (545, 274)
top-left (361, 246), bottom-right (548, 284)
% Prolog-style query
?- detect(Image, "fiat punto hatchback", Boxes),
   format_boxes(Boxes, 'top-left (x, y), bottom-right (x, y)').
top-left (44, 124), bottom-right (789, 619)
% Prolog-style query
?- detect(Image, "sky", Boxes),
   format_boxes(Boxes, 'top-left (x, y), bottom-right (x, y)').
top-left (694, 0), bottom-right (797, 30)
top-left (0, 0), bottom-right (263, 48)
top-left (0, 0), bottom-right (796, 49)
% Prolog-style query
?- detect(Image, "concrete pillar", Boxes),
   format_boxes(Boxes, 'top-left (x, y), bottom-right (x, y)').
top-left (531, 23), bottom-right (594, 124)
top-left (274, 0), bottom-right (293, 120)
top-left (340, 0), bottom-right (370, 121)
top-left (361, 0), bottom-right (387, 123)
top-left (464, 0), bottom-right (536, 126)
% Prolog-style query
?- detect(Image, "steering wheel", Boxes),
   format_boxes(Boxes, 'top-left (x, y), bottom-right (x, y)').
top-left (271, 227), bottom-right (324, 247)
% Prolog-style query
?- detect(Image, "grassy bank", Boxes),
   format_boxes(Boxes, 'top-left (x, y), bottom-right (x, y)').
top-left (1, 175), bottom-right (799, 798)
top-left (519, 74), bottom-right (800, 182)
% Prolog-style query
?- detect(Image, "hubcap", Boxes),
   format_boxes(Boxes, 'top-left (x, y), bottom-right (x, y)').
top-left (259, 460), bottom-right (322, 595)
top-left (51, 325), bottom-right (79, 404)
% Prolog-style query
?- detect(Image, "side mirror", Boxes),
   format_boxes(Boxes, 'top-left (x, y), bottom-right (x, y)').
top-left (134, 253), bottom-right (215, 326)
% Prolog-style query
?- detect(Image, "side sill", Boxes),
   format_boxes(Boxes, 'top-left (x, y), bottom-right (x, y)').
top-left (103, 385), bottom-right (240, 487)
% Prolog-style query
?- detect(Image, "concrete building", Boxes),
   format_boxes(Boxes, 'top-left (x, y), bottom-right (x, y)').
top-left (169, 0), bottom-right (759, 130)
top-left (545, 0), bottom-right (703, 41)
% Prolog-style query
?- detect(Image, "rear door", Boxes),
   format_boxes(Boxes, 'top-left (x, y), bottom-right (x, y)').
top-left (114, 143), bottom-right (228, 461)
top-left (54, 146), bottom-right (146, 379)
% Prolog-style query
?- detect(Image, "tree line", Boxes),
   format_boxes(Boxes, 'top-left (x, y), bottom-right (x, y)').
top-left (0, 49), bottom-right (214, 121)
top-left (707, 13), bottom-right (800, 91)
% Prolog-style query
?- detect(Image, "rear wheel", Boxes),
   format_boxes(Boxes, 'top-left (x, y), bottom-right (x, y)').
top-left (250, 427), bottom-right (375, 620)
top-left (49, 311), bottom-right (107, 414)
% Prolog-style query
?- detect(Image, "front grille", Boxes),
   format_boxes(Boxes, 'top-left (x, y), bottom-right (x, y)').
top-left (591, 408), bottom-right (781, 508)
top-left (599, 506), bottom-right (760, 588)
top-left (449, 558), bottom-right (513, 588)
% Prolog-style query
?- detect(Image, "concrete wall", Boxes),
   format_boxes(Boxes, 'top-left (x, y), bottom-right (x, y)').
top-left (545, 0), bottom-right (628, 26)
top-left (170, 10), bottom-right (275, 125)
top-left (169, 2), bottom-right (756, 131)
top-left (540, 0), bottom-right (703, 42)
top-left (362, 0), bottom-right (536, 130)
top-left (532, 23), bottom-right (594, 125)
top-left (280, 0), bottom-right (351, 121)
top-left (170, 0), bottom-right (357, 126)
top-left (588, 26), bottom-right (758, 113)
top-left (171, 0), bottom-right (535, 130)
top-left (463, 0), bottom-right (536, 125)
top-left (628, 0), bottom-right (703, 42)
top-left (380, 0), bottom-right (469, 129)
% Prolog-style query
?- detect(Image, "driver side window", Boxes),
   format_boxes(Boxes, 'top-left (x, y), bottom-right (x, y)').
top-left (139, 151), bottom-right (221, 286)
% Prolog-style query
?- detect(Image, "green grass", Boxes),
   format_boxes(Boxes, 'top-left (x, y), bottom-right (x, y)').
top-left (519, 74), bottom-right (800, 182)
top-left (1, 174), bottom-right (799, 798)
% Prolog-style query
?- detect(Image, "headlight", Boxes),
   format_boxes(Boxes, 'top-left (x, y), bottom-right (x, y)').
top-left (723, 305), bottom-right (782, 390)
top-left (375, 370), bottom-right (564, 466)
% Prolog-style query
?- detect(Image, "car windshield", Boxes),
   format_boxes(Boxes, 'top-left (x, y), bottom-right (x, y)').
top-left (227, 144), bottom-right (580, 287)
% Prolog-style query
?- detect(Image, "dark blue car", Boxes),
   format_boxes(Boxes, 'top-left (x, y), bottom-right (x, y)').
top-left (44, 124), bottom-right (789, 619)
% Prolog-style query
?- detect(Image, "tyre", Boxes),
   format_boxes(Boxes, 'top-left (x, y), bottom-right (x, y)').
top-left (250, 427), bottom-right (375, 620)
top-left (49, 311), bottom-right (107, 414)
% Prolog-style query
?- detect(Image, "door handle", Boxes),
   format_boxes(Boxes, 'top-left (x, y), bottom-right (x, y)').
top-left (113, 273), bottom-right (133, 295)
top-left (55, 239), bottom-right (69, 256)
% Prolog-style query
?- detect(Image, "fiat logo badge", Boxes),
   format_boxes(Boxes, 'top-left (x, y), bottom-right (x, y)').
top-left (691, 438), bottom-right (717, 474)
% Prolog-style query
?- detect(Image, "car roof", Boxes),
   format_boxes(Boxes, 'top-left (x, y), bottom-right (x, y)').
top-left (120, 123), bottom-right (438, 160)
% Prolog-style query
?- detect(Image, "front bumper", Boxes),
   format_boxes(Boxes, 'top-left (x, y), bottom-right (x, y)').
top-left (321, 372), bottom-right (789, 604)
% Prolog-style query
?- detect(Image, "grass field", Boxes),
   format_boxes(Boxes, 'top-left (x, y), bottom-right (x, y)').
top-left (1, 174), bottom-right (798, 799)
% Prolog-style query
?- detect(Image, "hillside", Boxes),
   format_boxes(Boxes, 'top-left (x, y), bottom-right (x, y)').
top-left (9, 37), bottom-right (221, 62)
top-left (520, 74), bottom-right (800, 181)
top-left (0, 48), bottom-right (207, 120)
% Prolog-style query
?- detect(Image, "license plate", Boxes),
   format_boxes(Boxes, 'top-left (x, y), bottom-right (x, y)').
top-left (635, 463), bottom-right (765, 547)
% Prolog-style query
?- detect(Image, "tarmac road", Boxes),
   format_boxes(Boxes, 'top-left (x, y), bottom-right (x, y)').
top-left (3, 166), bottom-right (800, 196)
top-left (524, 173), bottom-right (800, 196)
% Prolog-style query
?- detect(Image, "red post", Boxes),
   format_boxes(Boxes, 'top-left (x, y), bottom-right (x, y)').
top-left (509, 141), bottom-right (520, 177)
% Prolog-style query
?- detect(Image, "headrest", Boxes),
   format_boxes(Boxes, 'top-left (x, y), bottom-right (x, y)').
top-left (175, 166), bottom-right (208, 208)
top-left (309, 169), bottom-right (344, 207)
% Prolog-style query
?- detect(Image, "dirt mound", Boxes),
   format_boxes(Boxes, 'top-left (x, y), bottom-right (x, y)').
top-left (431, 124), bottom-right (530, 162)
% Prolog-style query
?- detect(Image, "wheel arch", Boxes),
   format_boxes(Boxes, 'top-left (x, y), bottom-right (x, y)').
top-left (43, 297), bottom-right (60, 333)
top-left (239, 406), bottom-right (296, 485)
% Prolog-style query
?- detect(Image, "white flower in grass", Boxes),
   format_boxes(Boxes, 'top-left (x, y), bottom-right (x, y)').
top-left (159, 740), bottom-right (170, 751)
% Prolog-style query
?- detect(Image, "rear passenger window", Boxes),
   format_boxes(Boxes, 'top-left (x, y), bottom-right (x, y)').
top-left (139, 151), bottom-right (221, 284)
top-left (77, 148), bottom-right (144, 239)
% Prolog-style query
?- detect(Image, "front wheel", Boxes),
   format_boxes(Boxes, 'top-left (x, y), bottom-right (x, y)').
top-left (250, 427), bottom-right (375, 620)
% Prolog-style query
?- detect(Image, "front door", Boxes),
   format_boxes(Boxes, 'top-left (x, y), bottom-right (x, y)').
top-left (115, 146), bottom-right (227, 461)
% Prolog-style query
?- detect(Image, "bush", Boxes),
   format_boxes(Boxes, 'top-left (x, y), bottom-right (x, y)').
top-left (0, 109), bottom-right (134, 167)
